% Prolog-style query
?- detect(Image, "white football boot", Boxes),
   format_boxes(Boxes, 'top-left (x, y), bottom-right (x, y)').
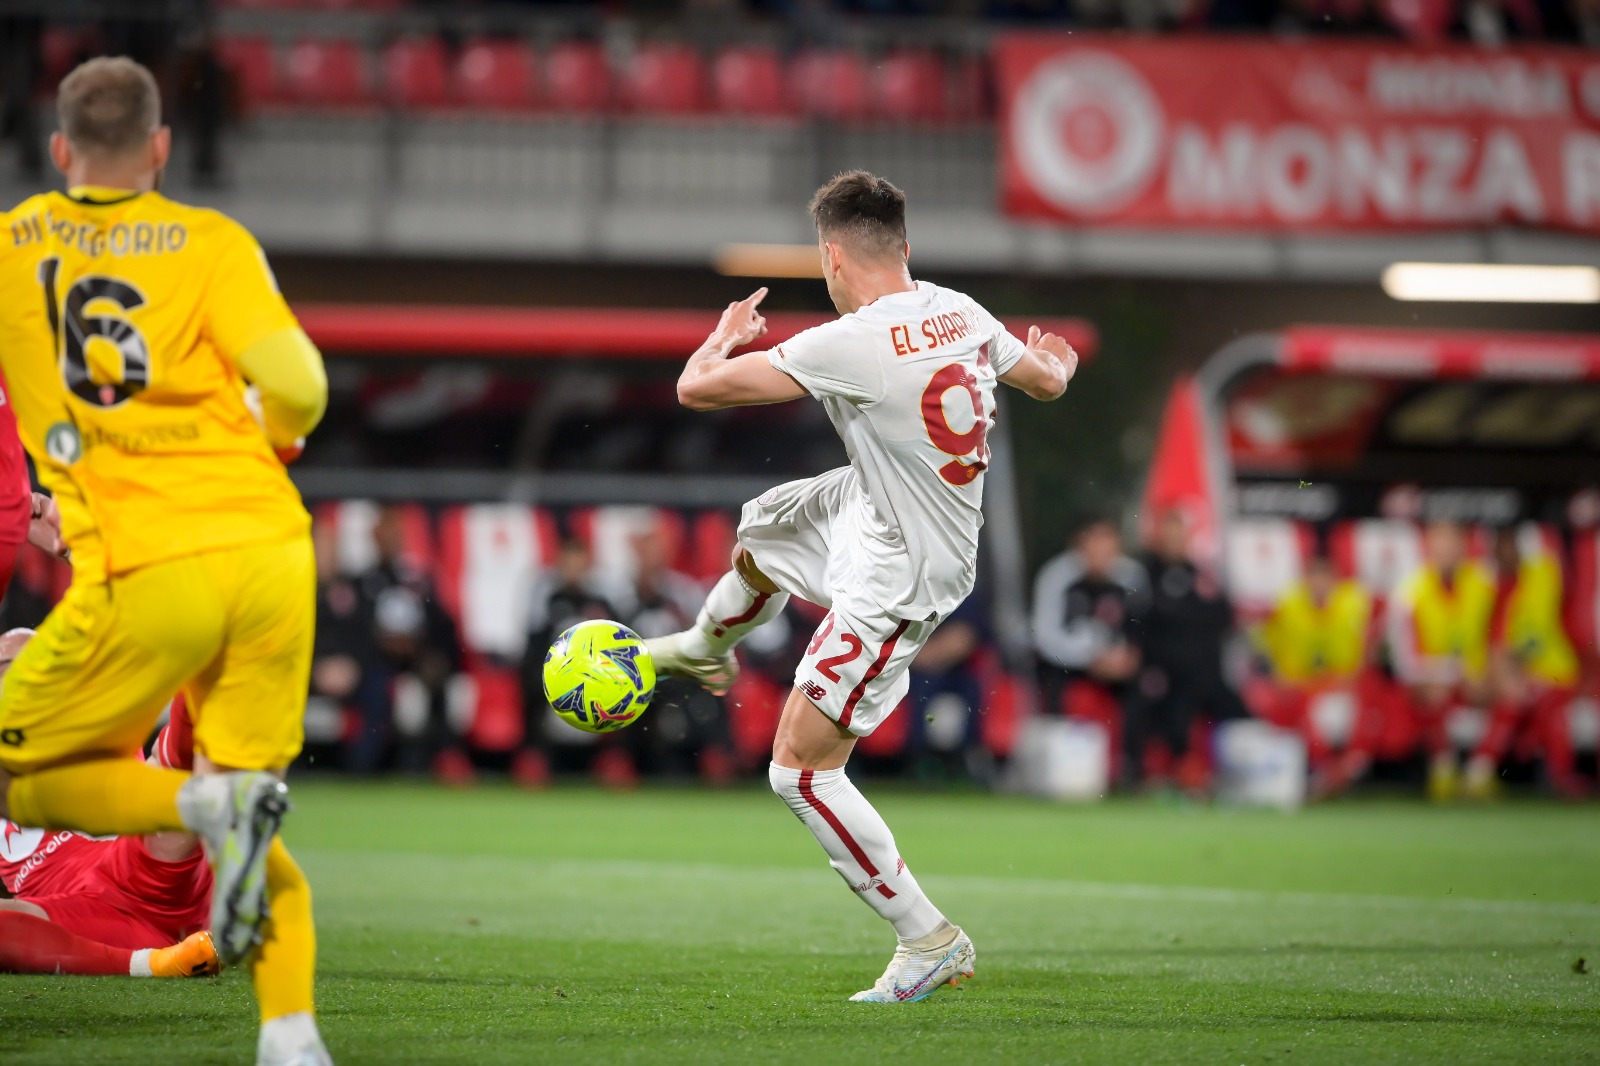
top-left (644, 631), bottom-right (739, 696)
top-left (257, 1013), bottom-right (332, 1066)
top-left (177, 771), bottom-right (291, 965)
top-left (850, 924), bottom-right (976, 1003)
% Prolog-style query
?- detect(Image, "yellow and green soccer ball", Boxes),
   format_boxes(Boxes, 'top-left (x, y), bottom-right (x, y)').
top-left (543, 620), bottom-right (655, 734)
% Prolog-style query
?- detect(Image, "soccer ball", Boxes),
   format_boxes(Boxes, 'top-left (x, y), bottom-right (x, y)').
top-left (543, 620), bottom-right (655, 734)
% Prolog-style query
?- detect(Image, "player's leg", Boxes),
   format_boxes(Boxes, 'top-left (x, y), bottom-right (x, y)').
top-left (647, 545), bottom-right (789, 693)
top-left (0, 564), bottom-right (228, 834)
top-left (768, 609), bottom-right (973, 1003)
top-left (0, 897), bottom-right (217, 977)
top-left (649, 472), bottom-right (849, 693)
top-left (186, 537), bottom-right (327, 1066)
top-left (1464, 656), bottom-right (1528, 799)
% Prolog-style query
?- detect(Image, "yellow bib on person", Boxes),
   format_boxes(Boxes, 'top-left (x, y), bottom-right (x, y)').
top-left (1394, 562), bottom-right (1496, 682)
top-left (1500, 555), bottom-right (1578, 687)
top-left (1255, 579), bottom-right (1372, 684)
top-left (0, 187), bottom-right (308, 583)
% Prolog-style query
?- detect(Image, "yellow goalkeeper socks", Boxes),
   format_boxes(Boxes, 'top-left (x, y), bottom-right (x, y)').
top-left (7, 759), bottom-right (186, 836)
top-left (254, 837), bottom-right (317, 1022)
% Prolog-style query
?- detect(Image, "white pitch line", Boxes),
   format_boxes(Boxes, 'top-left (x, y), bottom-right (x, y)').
top-left (300, 850), bottom-right (1600, 919)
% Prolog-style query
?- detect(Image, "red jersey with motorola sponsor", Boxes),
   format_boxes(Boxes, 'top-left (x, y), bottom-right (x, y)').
top-left (0, 820), bottom-right (108, 897)
top-left (1, 819), bottom-right (211, 938)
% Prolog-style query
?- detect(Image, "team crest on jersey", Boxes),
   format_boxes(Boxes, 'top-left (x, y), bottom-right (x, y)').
top-left (0, 821), bottom-right (44, 863)
top-left (44, 422), bottom-right (81, 465)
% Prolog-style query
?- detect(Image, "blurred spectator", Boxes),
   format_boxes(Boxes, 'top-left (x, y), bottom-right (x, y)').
top-left (1031, 519), bottom-right (1147, 783)
top-left (1387, 519), bottom-right (1495, 802)
top-left (1132, 508), bottom-right (1251, 793)
top-left (310, 518), bottom-right (388, 774)
top-left (520, 535), bottom-right (623, 788)
top-left (1471, 528), bottom-right (1583, 798)
top-left (354, 505), bottom-right (465, 781)
top-left (907, 594), bottom-right (989, 780)
top-left (620, 532), bottom-right (737, 785)
top-left (1251, 551), bottom-right (1382, 798)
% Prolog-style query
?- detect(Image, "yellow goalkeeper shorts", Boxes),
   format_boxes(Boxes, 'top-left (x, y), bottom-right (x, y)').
top-left (0, 536), bottom-right (314, 773)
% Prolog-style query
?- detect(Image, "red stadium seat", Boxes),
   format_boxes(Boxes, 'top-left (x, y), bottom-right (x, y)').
top-left (686, 510), bottom-right (738, 584)
top-left (40, 26), bottom-right (89, 89)
top-left (789, 49), bottom-right (872, 123)
top-left (283, 38), bottom-right (374, 109)
top-left (216, 36), bottom-right (281, 113)
top-left (710, 46), bottom-right (791, 119)
top-left (546, 41), bottom-right (611, 115)
top-left (461, 661), bottom-right (524, 752)
top-left (942, 54), bottom-right (989, 123)
top-left (725, 670), bottom-right (786, 770)
top-left (383, 36), bottom-right (454, 110)
top-left (855, 697), bottom-right (911, 758)
top-left (456, 38), bottom-right (540, 111)
top-left (622, 43), bottom-right (708, 117)
top-left (875, 51), bottom-right (946, 123)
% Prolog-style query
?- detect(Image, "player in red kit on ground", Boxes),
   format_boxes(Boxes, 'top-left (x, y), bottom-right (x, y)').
top-left (0, 629), bottom-right (217, 978)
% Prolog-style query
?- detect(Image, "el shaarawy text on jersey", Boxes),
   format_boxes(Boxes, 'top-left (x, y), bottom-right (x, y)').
top-left (0, 187), bottom-right (309, 583)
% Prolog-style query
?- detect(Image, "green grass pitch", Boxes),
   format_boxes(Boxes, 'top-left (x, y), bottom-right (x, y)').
top-left (4, 782), bottom-right (1598, 1065)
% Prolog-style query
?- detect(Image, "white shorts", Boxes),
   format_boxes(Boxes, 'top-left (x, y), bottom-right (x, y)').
top-left (738, 469), bottom-right (937, 737)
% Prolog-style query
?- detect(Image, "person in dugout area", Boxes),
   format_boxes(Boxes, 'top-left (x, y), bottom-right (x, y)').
top-left (1387, 520), bottom-right (1497, 803)
top-left (1131, 508), bottom-right (1251, 795)
top-left (1251, 551), bottom-right (1385, 800)
top-left (1470, 527), bottom-right (1583, 800)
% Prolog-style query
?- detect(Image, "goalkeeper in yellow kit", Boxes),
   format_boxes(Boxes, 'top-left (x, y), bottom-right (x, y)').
top-left (0, 58), bottom-right (331, 1066)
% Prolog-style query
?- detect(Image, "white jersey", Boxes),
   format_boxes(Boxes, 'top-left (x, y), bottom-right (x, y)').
top-left (767, 281), bottom-right (1026, 620)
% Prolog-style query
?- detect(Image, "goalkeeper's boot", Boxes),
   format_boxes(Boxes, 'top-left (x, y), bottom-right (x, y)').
top-left (850, 923), bottom-right (975, 1003)
top-left (645, 631), bottom-right (739, 697)
top-left (148, 931), bottom-right (221, 977)
top-left (258, 1013), bottom-right (333, 1066)
top-left (178, 771), bottom-right (291, 965)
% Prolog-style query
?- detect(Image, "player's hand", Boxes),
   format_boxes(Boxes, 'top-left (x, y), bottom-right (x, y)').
top-left (26, 492), bottom-right (68, 560)
top-left (1027, 325), bottom-right (1079, 385)
top-left (715, 287), bottom-right (769, 352)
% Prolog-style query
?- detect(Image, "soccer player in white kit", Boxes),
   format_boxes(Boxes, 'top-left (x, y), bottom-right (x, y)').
top-left (648, 171), bottom-right (1074, 1002)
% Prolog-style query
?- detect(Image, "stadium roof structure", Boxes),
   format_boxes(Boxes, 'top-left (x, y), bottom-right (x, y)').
top-left (296, 304), bottom-right (1098, 362)
top-left (1144, 325), bottom-right (1600, 568)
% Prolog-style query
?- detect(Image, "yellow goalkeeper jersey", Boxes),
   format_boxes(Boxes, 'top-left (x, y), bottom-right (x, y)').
top-left (0, 186), bottom-right (309, 583)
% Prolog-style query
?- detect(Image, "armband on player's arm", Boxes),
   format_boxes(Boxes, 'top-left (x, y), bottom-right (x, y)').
top-left (237, 326), bottom-right (329, 448)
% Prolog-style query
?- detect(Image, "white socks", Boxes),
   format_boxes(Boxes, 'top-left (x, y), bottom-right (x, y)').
top-left (129, 949), bottom-right (153, 977)
top-left (769, 762), bottom-right (947, 943)
top-left (683, 570), bottom-right (790, 658)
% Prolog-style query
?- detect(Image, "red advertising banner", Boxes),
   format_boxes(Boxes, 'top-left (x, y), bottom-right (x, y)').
top-left (997, 36), bottom-right (1600, 232)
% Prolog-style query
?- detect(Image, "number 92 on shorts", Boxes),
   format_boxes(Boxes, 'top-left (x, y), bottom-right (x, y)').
top-left (794, 606), bottom-right (936, 737)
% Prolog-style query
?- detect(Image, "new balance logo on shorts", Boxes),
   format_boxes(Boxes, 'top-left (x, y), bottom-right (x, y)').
top-left (801, 681), bottom-right (827, 702)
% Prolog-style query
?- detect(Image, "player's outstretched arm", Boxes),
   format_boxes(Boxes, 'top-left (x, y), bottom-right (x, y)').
top-left (999, 326), bottom-right (1076, 401)
top-left (678, 287), bottom-right (808, 412)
